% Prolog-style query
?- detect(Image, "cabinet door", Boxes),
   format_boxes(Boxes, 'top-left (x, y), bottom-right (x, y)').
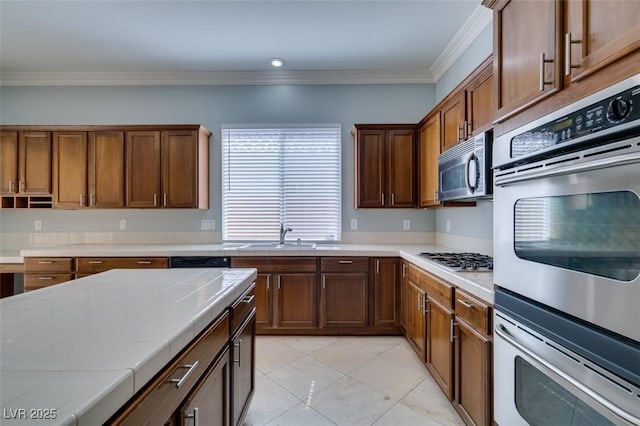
top-left (178, 348), bottom-right (230, 426)
top-left (53, 132), bottom-right (87, 208)
top-left (407, 280), bottom-right (426, 360)
top-left (494, 0), bottom-right (562, 121)
top-left (418, 114), bottom-right (441, 208)
top-left (387, 129), bottom-right (416, 207)
top-left (126, 131), bottom-right (161, 208)
top-left (454, 319), bottom-right (492, 426)
top-left (441, 91), bottom-right (467, 151)
top-left (162, 130), bottom-right (197, 208)
top-left (231, 311), bottom-right (256, 426)
top-left (275, 273), bottom-right (317, 329)
top-left (88, 131), bottom-right (125, 208)
top-left (466, 66), bottom-right (495, 136)
top-left (254, 273), bottom-right (273, 329)
top-left (426, 297), bottom-right (455, 400)
top-left (372, 258), bottom-right (399, 327)
top-left (400, 261), bottom-right (410, 333)
top-left (566, 0), bottom-right (640, 82)
top-left (0, 131), bottom-right (18, 193)
top-left (320, 273), bottom-right (368, 328)
top-left (356, 129), bottom-right (386, 208)
top-left (20, 131), bottom-right (52, 194)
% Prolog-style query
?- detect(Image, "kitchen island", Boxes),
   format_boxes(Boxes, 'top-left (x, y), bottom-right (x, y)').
top-left (0, 267), bottom-right (257, 425)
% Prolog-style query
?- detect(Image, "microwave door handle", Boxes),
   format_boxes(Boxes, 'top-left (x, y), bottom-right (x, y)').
top-left (494, 150), bottom-right (640, 187)
top-left (466, 154), bottom-right (478, 193)
top-left (495, 324), bottom-right (640, 425)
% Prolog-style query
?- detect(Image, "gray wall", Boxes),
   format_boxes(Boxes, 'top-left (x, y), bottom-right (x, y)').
top-left (434, 24), bottom-right (493, 240)
top-left (0, 84), bottom-right (436, 237)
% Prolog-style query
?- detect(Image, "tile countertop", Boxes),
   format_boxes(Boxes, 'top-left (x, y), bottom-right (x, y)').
top-left (19, 243), bottom-right (494, 304)
top-left (0, 267), bottom-right (257, 426)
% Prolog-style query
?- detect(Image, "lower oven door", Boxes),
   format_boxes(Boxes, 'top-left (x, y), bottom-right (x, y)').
top-left (493, 141), bottom-right (640, 341)
top-left (494, 311), bottom-right (640, 426)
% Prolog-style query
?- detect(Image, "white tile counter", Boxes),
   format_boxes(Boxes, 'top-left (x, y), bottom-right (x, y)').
top-left (0, 267), bottom-right (257, 425)
top-left (19, 243), bottom-right (494, 303)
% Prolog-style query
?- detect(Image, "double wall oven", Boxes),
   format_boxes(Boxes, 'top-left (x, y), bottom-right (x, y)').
top-left (493, 74), bottom-right (640, 425)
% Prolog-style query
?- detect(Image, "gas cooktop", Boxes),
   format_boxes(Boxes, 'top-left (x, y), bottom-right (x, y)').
top-left (419, 252), bottom-right (493, 272)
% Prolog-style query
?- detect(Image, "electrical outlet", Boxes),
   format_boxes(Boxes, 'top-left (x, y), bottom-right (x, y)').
top-left (119, 219), bottom-right (127, 230)
top-left (403, 219), bottom-right (411, 231)
top-left (201, 219), bottom-right (215, 230)
top-left (34, 220), bottom-right (42, 231)
top-left (446, 220), bottom-right (451, 232)
top-left (350, 219), bottom-right (358, 230)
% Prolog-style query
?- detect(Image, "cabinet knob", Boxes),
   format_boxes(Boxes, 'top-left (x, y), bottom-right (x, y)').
top-left (233, 339), bottom-right (242, 367)
top-left (184, 407), bottom-right (199, 426)
top-left (539, 52), bottom-right (554, 91)
top-left (564, 32), bottom-right (582, 76)
top-left (167, 361), bottom-right (199, 389)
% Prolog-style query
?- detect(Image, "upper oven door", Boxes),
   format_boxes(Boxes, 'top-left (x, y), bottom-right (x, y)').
top-left (494, 140), bottom-right (640, 342)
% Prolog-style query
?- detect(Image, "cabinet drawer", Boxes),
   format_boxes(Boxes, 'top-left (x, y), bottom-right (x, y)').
top-left (422, 272), bottom-right (453, 308)
top-left (454, 290), bottom-right (491, 335)
top-left (24, 257), bottom-right (73, 273)
top-left (24, 273), bottom-right (74, 290)
top-left (75, 257), bottom-right (169, 273)
top-left (320, 257), bottom-right (369, 272)
top-left (112, 311), bottom-right (229, 425)
top-left (230, 283), bottom-right (256, 336)
top-left (231, 257), bottom-right (317, 273)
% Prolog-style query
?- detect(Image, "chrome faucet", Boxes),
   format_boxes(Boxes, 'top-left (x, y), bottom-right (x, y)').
top-left (279, 223), bottom-right (293, 244)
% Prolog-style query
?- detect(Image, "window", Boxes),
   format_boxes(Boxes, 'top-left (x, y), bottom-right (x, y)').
top-left (222, 125), bottom-right (341, 242)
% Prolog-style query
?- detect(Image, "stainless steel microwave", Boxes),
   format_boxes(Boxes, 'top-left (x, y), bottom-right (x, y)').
top-left (438, 130), bottom-right (492, 202)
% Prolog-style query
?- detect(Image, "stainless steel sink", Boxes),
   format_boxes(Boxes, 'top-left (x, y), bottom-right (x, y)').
top-left (236, 242), bottom-right (317, 250)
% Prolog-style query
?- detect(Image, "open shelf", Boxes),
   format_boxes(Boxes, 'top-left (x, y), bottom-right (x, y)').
top-left (1, 195), bottom-right (53, 209)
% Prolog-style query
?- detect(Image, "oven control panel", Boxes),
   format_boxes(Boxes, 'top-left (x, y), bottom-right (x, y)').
top-left (511, 85), bottom-right (640, 160)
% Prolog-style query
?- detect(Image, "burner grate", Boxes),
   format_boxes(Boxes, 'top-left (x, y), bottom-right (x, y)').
top-left (419, 252), bottom-right (493, 272)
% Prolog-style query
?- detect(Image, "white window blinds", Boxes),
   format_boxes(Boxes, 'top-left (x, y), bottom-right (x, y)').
top-left (222, 125), bottom-right (341, 242)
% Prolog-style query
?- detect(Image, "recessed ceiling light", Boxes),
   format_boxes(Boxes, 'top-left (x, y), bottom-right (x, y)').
top-left (270, 58), bottom-right (285, 68)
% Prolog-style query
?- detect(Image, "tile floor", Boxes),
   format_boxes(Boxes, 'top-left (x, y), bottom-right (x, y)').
top-left (244, 336), bottom-right (465, 426)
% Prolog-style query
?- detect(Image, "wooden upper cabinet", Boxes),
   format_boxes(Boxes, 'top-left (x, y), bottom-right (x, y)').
top-left (354, 124), bottom-right (417, 208)
top-left (466, 61), bottom-right (495, 137)
top-left (53, 132), bottom-right (88, 208)
top-left (565, 0), bottom-right (640, 82)
top-left (418, 113), bottom-right (441, 208)
top-left (0, 131), bottom-right (18, 194)
top-left (441, 92), bottom-right (467, 152)
top-left (89, 131), bottom-right (125, 208)
top-left (162, 130), bottom-right (198, 208)
top-left (355, 128), bottom-right (386, 208)
top-left (0, 130), bottom-right (54, 198)
top-left (387, 129), bottom-right (417, 208)
top-left (494, 0), bottom-right (562, 121)
top-left (126, 131), bottom-right (161, 208)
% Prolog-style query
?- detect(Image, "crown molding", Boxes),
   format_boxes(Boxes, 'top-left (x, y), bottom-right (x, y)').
top-left (0, 69), bottom-right (436, 86)
top-left (430, 4), bottom-right (493, 83)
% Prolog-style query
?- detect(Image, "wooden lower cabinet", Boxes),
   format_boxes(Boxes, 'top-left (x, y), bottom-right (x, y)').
top-left (426, 296), bottom-right (455, 401)
top-left (403, 262), bottom-right (493, 425)
top-left (372, 258), bottom-right (399, 328)
top-left (320, 272), bottom-right (368, 328)
top-left (276, 273), bottom-right (317, 329)
top-left (253, 273), bottom-right (272, 328)
top-left (23, 257), bottom-right (74, 291)
top-left (176, 347), bottom-right (230, 426)
top-left (399, 261), bottom-right (410, 333)
top-left (454, 318), bottom-right (492, 426)
top-left (75, 257), bottom-right (169, 274)
top-left (231, 310), bottom-right (256, 426)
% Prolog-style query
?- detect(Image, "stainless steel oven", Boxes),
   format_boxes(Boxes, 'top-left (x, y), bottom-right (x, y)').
top-left (493, 73), bottom-right (640, 425)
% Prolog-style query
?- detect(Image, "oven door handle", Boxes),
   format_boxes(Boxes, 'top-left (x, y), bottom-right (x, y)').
top-left (495, 324), bottom-right (639, 425)
top-left (495, 150), bottom-right (640, 186)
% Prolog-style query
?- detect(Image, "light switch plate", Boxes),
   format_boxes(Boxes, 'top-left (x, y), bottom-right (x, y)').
top-left (34, 220), bottom-right (42, 231)
top-left (350, 219), bottom-right (358, 230)
top-left (119, 219), bottom-right (127, 230)
top-left (446, 220), bottom-right (451, 232)
top-left (403, 219), bottom-right (411, 231)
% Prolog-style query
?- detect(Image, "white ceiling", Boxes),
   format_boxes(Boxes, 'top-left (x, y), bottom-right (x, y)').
top-left (0, 0), bottom-right (491, 85)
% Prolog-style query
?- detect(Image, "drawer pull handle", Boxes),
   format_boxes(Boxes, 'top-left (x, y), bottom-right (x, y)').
top-left (137, 260), bottom-right (152, 265)
top-left (37, 261), bottom-right (53, 264)
top-left (338, 260), bottom-right (353, 264)
top-left (168, 361), bottom-right (199, 389)
top-left (184, 407), bottom-right (199, 426)
top-left (242, 295), bottom-right (255, 304)
top-left (38, 276), bottom-right (53, 280)
top-left (457, 299), bottom-right (474, 309)
top-left (88, 260), bottom-right (103, 264)
top-left (233, 340), bottom-right (242, 367)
